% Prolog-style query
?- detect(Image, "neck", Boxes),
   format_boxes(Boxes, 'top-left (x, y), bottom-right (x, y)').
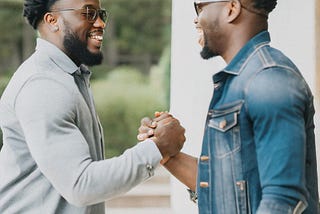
top-left (222, 16), bottom-right (268, 63)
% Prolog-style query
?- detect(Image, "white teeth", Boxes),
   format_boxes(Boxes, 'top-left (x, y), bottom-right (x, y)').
top-left (90, 35), bottom-right (103, 41)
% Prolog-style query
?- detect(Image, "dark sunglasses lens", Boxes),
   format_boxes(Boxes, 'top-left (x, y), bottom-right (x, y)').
top-left (86, 9), bottom-right (96, 21)
top-left (85, 8), bottom-right (107, 22)
top-left (99, 10), bottom-right (107, 22)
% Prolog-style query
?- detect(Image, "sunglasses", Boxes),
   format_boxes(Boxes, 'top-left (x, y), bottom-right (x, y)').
top-left (50, 6), bottom-right (109, 23)
top-left (194, 0), bottom-right (229, 16)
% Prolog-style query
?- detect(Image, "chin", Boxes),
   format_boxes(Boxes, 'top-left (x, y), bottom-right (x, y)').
top-left (200, 48), bottom-right (218, 60)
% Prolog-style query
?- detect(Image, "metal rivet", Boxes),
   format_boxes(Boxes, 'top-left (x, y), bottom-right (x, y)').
top-left (146, 164), bottom-right (153, 171)
top-left (146, 164), bottom-right (154, 177)
top-left (236, 181), bottom-right (245, 191)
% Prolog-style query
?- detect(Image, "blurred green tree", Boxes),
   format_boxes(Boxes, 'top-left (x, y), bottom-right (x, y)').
top-left (99, 0), bottom-right (172, 73)
top-left (0, 1), bottom-right (25, 76)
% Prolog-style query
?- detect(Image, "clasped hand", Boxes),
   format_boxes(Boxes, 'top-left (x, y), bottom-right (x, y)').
top-left (137, 112), bottom-right (186, 164)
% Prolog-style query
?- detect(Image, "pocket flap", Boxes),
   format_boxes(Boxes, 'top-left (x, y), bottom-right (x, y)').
top-left (208, 100), bottom-right (243, 132)
top-left (209, 112), bottom-right (238, 132)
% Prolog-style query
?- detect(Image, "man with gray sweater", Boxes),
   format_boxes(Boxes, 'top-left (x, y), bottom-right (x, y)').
top-left (0, 0), bottom-right (185, 213)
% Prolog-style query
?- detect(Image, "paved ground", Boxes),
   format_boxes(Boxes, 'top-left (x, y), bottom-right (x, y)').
top-left (105, 167), bottom-right (173, 213)
top-left (106, 208), bottom-right (174, 214)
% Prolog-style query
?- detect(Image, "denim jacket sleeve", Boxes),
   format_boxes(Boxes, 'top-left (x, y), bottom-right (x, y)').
top-left (246, 67), bottom-right (309, 212)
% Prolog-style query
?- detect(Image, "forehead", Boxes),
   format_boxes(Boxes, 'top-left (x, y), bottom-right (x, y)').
top-left (54, 0), bottom-right (101, 8)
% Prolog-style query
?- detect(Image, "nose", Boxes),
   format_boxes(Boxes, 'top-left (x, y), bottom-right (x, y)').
top-left (194, 16), bottom-right (199, 25)
top-left (94, 16), bottom-right (106, 29)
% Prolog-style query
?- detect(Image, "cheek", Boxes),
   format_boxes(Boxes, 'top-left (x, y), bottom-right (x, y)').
top-left (199, 18), bottom-right (212, 35)
top-left (71, 23), bottom-right (90, 40)
top-left (80, 29), bottom-right (89, 41)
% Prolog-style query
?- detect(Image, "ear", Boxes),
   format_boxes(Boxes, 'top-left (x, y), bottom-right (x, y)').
top-left (226, 0), bottom-right (241, 23)
top-left (43, 12), bottom-right (59, 32)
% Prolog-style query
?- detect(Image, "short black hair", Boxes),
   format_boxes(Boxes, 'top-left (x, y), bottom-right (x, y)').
top-left (240, 0), bottom-right (277, 18)
top-left (23, 0), bottom-right (59, 30)
top-left (253, 0), bottom-right (277, 13)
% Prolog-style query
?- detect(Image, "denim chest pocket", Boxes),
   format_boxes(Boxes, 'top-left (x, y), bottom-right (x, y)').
top-left (207, 100), bottom-right (244, 158)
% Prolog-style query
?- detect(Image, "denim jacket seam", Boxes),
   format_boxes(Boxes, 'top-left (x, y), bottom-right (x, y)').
top-left (224, 43), bottom-right (269, 76)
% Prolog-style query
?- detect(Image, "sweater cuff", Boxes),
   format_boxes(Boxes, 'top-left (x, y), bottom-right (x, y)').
top-left (136, 139), bottom-right (162, 176)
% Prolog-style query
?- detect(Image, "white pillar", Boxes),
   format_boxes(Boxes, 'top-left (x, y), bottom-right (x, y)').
top-left (170, 0), bottom-right (318, 213)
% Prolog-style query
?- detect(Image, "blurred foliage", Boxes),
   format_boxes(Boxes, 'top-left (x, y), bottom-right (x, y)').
top-left (93, 46), bottom-right (170, 157)
top-left (0, 3), bottom-right (25, 74)
top-left (0, 76), bottom-right (11, 150)
top-left (0, 76), bottom-right (10, 95)
top-left (102, 0), bottom-right (171, 57)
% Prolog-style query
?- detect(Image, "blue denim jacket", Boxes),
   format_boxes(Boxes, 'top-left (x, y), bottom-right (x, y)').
top-left (197, 31), bottom-right (319, 214)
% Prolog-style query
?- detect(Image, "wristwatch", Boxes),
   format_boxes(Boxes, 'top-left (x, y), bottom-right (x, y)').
top-left (187, 189), bottom-right (198, 203)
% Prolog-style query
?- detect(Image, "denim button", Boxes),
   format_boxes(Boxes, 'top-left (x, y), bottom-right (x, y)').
top-left (219, 120), bottom-right (227, 129)
top-left (200, 182), bottom-right (209, 188)
top-left (200, 156), bottom-right (209, 161)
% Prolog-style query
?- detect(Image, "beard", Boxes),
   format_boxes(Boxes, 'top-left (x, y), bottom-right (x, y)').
top-left (63, 28), bottom-right (103, 66)
top-left (200, 34), bottom-right (218, 60)
top-left (200, 45), bottom-right (217, 60)
top-left (200, 19), bottom-right (222, 60)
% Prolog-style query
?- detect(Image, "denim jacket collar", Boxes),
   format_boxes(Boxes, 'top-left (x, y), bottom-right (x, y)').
top-left (213, 31), bottom-right (271, 83)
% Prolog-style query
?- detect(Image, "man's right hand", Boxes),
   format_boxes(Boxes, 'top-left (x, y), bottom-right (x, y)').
top-left (138, 112), bottom-right (186, 161)
top-left (138, 113), bottom-right (197, 190)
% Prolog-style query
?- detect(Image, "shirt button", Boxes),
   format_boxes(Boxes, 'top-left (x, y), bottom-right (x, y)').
top-left (219, 120), bottom-right (227, 129)
top-left (199, 182), bottom-right (209, 188)
top-left (200, 156), bottom-right (209, 161)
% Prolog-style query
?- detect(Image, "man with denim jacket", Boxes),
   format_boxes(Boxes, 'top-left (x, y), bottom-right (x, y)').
top-left (139, 0), bottom-right (319, 213)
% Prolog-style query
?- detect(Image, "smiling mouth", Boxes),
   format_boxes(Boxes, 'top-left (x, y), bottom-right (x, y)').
top-left (88, 30), bottom-right (104, 42)
top-left (90, 35), bottom-right (103, 41)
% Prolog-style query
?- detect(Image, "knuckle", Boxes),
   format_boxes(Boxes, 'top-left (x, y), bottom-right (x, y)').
top-left (162, 112), bottom-right (172, 117)
top-left (141, 117), bottom-right (151, 125)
